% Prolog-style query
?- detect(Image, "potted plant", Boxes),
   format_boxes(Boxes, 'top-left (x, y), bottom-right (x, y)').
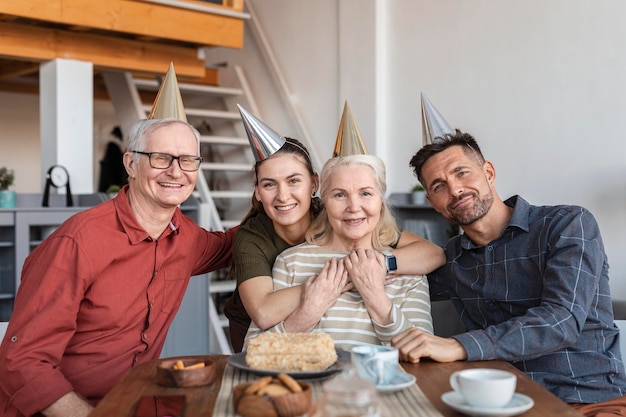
top-left (410, 184), bottom-right (427, 205)
top-left (0, 167), bottom-right (16, 208)
top-left (106, 184), bottom-right (121, 199)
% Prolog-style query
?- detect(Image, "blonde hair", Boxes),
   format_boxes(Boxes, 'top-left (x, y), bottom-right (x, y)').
top-left (306, 155), bottom-right (400, 249)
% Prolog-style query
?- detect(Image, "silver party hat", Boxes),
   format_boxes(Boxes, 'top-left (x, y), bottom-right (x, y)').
top-left (237, 104), bottom-right (286, 161)
top-left (148, 62), bottom-right (187, 121)
top-left (333, 101), bottom-right (368, 157)
top-left (421, 93), bottom-right (454, 145)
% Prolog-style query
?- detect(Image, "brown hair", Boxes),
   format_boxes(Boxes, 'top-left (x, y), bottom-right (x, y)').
top-left (409, 129), bottom-right (484, 188)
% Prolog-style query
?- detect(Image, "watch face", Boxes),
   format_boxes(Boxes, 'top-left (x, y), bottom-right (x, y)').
top-left (386, 255), bottom-right (398, 273)
top-left (49, 165), bottom-right (69, 187)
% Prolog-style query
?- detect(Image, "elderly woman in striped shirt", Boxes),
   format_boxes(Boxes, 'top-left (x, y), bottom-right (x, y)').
top-left (245, 154), bottom-right (434, 350)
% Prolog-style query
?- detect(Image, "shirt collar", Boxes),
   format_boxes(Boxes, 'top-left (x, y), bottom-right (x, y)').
top-left (113, 185), bottom-right (181, 244)
top-left (503, 195), bottom-right (530, 233)
top-left (459, 194), bottom-right (529, 249)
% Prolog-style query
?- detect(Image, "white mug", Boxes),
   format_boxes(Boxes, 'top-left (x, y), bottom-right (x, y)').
top-left (351, 344), bottom-right (399, 386)
top-left (449, 368), bottom-right (516, 408)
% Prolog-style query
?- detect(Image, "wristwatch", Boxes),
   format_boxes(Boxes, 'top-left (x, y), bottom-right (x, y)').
top-left (383, 250), bottom-right (397, 273)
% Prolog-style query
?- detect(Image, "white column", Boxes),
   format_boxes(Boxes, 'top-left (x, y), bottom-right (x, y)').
top-left (40, 59), bottom-right (94, 194)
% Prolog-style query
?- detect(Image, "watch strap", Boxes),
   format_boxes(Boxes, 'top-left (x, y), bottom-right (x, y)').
top-left (382, 250), bottom-right (398, 273)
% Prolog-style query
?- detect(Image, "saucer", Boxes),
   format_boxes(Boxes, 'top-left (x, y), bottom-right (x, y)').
top-left (376, 368), bottom-right (416, 393)
top-left (441, 391), bottom-right (534, 417)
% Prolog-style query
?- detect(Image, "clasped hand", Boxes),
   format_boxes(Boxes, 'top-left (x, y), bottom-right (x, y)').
top-left (343, 248), bottom-right (387, 295)
top-left (294, 250), bottom-right (390, 330)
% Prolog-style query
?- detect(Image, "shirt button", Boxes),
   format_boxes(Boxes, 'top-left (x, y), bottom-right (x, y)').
top-left (142, 333), bottom-right (148, 339)
top-left (487, 246), bottom-right (493, 251)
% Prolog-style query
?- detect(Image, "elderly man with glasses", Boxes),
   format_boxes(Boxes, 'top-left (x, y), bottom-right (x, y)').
top-left (0, 116), bottom-right (236, 417)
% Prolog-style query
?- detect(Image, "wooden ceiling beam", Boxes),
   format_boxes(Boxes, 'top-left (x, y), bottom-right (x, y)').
top-left (0, 61), bottom-right (40, 80)
top-left (0, 0), bottom-right (245, 49)
top-left (0, 21), bottom-right (207, 78)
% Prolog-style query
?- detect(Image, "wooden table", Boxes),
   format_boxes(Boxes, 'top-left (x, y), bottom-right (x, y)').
top-left (90, 355), bottom-right (584, 417)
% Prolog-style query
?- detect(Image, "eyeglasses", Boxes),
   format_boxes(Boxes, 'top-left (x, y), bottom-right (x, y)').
top-left (132, 151), bottom-right (202, 172)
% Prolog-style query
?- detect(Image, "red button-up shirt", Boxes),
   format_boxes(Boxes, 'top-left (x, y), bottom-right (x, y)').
top-left (0, 186), bottom-right (235, 416)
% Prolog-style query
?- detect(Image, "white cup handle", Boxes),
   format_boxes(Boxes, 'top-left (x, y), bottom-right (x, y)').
top-left (449, 371), bottom-right (462, 392)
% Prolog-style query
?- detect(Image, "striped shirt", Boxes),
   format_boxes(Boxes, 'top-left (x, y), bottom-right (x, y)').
top-left (245, 244), bottom-right (433, 350)
top-left (430, 195), bottom-right (626, 404)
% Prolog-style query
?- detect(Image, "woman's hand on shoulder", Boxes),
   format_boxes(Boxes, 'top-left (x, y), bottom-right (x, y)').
top-left (301, 258), bottom-right (348, 313)
top-left (343, 249), bottom-right (387, 291)
top-left (343, 249), bottom-right (392, 324)
top-left (282, 258), bottom-right (348, 332)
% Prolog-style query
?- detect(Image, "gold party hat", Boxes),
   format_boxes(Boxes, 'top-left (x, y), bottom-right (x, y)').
top-left (333, 101), bottom-right (368, 157)
top-left (421, 93), bottom-right (454, 145)
top-left (237, 104), bottom-right (286, 161)
top-left (148, 62), bottom-right (187, 121)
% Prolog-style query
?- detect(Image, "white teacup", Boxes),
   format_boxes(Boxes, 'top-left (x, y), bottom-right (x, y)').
top-left (351, 344), bottom-right (399, 386)
top-left (449, 368), bottom-right (517, 408)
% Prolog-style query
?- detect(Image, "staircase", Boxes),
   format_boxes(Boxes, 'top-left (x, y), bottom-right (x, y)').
top-left (102, 64), bottom-right (258, 354)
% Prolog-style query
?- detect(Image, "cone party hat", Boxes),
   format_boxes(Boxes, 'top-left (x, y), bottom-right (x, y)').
top-left (333, 101), bottom-right (368, 157)
top-left (421, 93), bottom-right (454, 145)
top-left (148, 62), bottom-right (187, 121)
top-left (237, 104), bottom-right (286, 161)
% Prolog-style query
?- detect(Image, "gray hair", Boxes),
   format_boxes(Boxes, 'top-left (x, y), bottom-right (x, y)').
top-left (127, 118), bottom-right (201, 162)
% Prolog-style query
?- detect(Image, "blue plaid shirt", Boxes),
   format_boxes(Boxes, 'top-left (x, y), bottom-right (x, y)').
top-left (429, 195), bottom-right (626, 404)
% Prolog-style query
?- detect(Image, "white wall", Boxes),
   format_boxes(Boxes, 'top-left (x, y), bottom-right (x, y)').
top-left (384, 0), bottom-right (626, 297)
top-left (0, 92), bottom-right (42, 192)
top-left (0, 91), bottom-right (118, 193)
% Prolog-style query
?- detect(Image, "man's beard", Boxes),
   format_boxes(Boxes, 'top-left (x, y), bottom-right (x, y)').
top-left (446, 191), bottom-right (494, 226)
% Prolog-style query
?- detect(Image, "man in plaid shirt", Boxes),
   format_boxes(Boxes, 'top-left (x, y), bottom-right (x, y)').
top-left (393, 130), bottom-right (626, 416)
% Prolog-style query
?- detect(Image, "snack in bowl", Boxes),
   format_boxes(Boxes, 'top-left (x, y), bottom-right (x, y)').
top-left (172, 359), bottom-right (205, 370)
top-left (245, 332), bottom-right (337, 372)
top-left (233, 373), bottom-right (312, 417)
top-left (156, 357), bottom-right (216, 387)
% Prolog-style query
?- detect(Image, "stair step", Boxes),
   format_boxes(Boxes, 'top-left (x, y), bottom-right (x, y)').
top-left (141, 105), bottom-right (240, 120)
top-left (221, 220), bottom-right (241, 229)
top-left (210, 279), bottom-right (236, 293)
top-left (187, 108), bottom-right (241, 119)
top-left (218, 314), bottom-right (229, 328)
top-left (200, 136), bottom-right (248, 146)
top-left (209, 190), bottom-right (251, 199)
top-left (134, 78), bottom-right (242, 96)
top-left (200, 162), bottom-right (252, 171)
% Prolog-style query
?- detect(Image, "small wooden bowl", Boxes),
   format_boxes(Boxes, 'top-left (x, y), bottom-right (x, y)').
top-left (156, 357), bottom-right (216, 388)
top-left (232, 380), bottom-right (312, 417)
